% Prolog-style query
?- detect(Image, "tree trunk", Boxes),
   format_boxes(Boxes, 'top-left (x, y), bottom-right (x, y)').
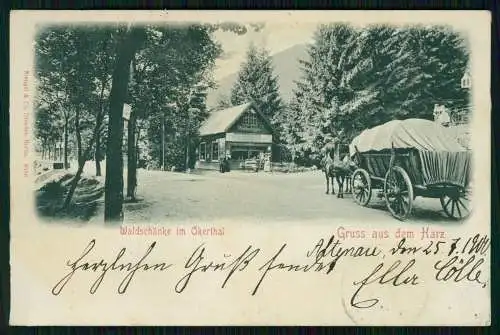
top-left (63, 162), bottom-right (85, 209)
top-left (126, 110), bottom-right (137, 199)
top-left (62, 108), bottom-right (107, 210)
top-left (63, 115), bottom-right (69, 169)
top-left (135, 125), bottom-right (141, 164)
top-left (95, 110), bottom-right (104, 177)
top-left (95, 75), bottom-right (107, 177)
top-left (62, 134), bottom-right (98, 209)
top-left (104, 27), bottom-right (146, 222)
top-left (135, 125), bottom-right (141, 166)
top-left (95, 135), bottom-right (101, 176)
top-left (185, 137), bottom-right (190, 170)
top-left (75, 109), bottom-right (84, 167)
top-left (161, 112), bottom-right (165, 170)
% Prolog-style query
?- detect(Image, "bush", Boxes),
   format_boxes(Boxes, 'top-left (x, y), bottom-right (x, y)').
top-left (39, 181), bottom-right (65, 199)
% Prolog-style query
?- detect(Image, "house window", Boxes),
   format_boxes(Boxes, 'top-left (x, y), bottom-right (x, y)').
top-left (240, 111), bottom-right (259, 129)
top-left (461, 72), bottom-right (471, 89)
top-left (199, 142), bottom-right (206, 161)
top-left (212, 141), bottom-right (219, 161)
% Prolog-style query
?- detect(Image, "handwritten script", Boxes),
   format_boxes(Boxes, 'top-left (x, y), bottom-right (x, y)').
top-left (51, 234), bottom-right (489, 310)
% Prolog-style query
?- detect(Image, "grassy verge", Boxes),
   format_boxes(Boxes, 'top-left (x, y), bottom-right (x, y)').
top-left (36, 173), bottom-right (105, 222)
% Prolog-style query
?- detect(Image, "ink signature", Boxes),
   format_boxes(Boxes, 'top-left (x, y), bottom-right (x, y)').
top-left (350, 259), bottom-right (419, 309)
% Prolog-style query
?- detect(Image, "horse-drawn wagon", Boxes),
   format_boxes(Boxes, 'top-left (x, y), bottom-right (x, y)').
top-left (349, 119), bottom-right (472, 221)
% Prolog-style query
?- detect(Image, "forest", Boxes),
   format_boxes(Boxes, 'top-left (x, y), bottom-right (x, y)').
top-left (218, 24), bottom-right (470, 165)
top-left (34, 22), bottom-right (470, 222)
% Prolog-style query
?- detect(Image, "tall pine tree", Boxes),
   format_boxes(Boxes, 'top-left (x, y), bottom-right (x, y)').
top-left (230, 43), bottom-right (284, 127)
top-left (283, 23), bottom-right (470, 164)
top-left (287, 23), bottom-right (357, 161)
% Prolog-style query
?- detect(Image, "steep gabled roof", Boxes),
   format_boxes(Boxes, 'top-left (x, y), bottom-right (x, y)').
top-left (199, 102), bottom-right (252, 136)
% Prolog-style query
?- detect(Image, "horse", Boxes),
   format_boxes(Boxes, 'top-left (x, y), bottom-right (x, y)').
top-left (334, 155), bottom-right (357, 198)
top-left (321, 146), bottom-right (356, 198)
top-left (320, 152), bottom-right (336, 195)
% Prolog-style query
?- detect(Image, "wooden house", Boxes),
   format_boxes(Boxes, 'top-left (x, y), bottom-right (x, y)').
top-left (196, 102), bottom-right (273, 170)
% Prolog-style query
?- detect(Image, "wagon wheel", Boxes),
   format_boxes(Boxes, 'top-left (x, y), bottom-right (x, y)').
top-left (440, 185), bottom-right (472, 220)
top-left (384, 166), bottom-right (414, 221)
top-left (351, 168), bottom-right (372, 206)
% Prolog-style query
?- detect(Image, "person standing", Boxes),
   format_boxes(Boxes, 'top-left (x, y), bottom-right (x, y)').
top-left (433, 104), bottom-right (451, 127)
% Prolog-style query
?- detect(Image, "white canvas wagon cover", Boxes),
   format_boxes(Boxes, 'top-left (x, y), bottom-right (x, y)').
top-left (349, 118), bottom-right (467, 155)
top-left (349, 119), bottom-right (471, 188)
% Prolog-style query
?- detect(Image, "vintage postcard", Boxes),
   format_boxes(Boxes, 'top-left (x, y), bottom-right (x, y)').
top-left (10, 10), bottom-right (491, 326)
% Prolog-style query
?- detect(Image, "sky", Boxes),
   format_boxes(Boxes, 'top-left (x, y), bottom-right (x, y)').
top-left (211, 21), bottom-right (317, 81)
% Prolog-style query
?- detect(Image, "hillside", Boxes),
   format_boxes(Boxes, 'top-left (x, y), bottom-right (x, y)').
top-left (206, 43), bottom-right (309, 108)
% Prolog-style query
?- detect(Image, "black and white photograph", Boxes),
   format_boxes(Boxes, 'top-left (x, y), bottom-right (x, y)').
top-left (33, 18), bottom-right (473, 224)
top-left (9, 11), bottom-right (491, 326)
